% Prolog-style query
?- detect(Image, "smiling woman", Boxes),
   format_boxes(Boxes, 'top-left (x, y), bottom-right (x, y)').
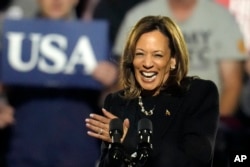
top-left (85, 15), bottom-right (219, 167)
top-left (120, 15), bottom-right (188, 98)
top-left (133, 30), bottom-right (175, 93)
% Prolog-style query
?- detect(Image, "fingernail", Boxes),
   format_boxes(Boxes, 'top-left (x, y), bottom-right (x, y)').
top-left (90, 114), bottom-right (94, 117)
top-left (85, 119), bottom-right (89, 122)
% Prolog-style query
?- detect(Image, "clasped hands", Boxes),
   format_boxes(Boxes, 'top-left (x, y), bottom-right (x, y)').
top-left (85, 108), bottom-right (130, 143)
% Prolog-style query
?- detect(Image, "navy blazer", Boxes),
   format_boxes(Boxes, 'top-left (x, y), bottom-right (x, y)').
top-left (99, 77), bottom-right (219, 167)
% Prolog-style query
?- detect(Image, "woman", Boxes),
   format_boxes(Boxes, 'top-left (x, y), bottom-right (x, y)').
top-left (85, 15), bottom-right (219, 167)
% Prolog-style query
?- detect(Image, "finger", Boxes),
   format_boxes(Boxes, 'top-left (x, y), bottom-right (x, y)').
top-left (89, 113), bottom-right (111, 125)
top-left (85, 118), bottom-right (109, 133)
top-left (121, 118), bottom-right (130, 142)
top-left (102, 108), bottom-right (117, 119)
top-left (86, 122), bottom-right (107, 135)
top-left (85, 118), bottom-right (112, 143)
top-left (124, 118), bottom-right (130, 128)
top-left (85, 117), bottom-right (104, 128)
top-left (87, 130), bottom-right (111, 143)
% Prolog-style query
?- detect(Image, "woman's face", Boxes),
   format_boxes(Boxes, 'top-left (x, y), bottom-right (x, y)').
top-left (133, 30), bottom-right (176, 92)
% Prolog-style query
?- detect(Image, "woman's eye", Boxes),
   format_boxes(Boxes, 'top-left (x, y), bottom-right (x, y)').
top-left (135, 52), bottom-right (144, 56)
top-left (154, 54), bottom-right (163, 57)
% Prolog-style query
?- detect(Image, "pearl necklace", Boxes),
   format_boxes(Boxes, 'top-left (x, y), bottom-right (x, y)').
top-left (138, 96), bottom-right (155, 116)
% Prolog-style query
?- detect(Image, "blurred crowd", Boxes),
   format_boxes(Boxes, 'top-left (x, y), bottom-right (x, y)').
top-left (0, 0), bottom-right (249, 167)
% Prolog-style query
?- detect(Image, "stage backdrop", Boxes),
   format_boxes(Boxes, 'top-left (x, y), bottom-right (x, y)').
top-left (1, 19), bottom-right (109, 90)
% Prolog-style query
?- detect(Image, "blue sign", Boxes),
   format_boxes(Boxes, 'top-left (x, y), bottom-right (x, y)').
top-left (1, 19), bottom-right (109, 89)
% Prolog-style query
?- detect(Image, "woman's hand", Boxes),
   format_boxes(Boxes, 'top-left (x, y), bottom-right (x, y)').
top-left (85, 108), bottom-right (129, 143)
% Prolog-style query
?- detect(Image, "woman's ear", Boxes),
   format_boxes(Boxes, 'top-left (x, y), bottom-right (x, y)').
top-left (170, 57), bottom-right (176, 70)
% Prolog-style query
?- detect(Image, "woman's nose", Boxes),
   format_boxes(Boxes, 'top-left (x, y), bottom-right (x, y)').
top-left (143, 55), bottom-right (154, 68)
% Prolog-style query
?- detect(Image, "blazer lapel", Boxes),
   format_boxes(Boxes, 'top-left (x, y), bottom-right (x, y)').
top-left (154, 94), bottom-right (184, 137)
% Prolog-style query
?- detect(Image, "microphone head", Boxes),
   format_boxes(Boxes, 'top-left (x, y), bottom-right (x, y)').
top-left (109, 118), bottom-right (123, 136)
top-left (138, 118), bottom-right (153, 133)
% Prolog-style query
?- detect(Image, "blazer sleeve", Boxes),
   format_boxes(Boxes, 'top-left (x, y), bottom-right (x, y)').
top-left (180, 79), bottom-right (220, 166)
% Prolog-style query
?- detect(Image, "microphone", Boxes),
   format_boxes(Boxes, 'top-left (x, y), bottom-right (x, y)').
top-left (137, 118), bottom-right (153, 164)
top-left (109, 118), bottom-right (124, 160)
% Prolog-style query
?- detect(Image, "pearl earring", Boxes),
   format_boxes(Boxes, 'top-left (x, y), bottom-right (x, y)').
top-left (170, 66), bottom-right (175, 70)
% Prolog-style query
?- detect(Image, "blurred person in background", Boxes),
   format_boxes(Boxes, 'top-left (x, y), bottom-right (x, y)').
top-left (9, 0), bottom-right (38, 18)
top-left (1, 0), bottom-right (118, 167)
top-left (0, 1), bottom-right (15, 167)
top-left (214, 0), bottom-right (250, 166)
top-left (75, 0), bottom-right (146, 57)
top-left (215, 0), bottom-right (250, 51)
top-left (112, 0), bottom-right (247, 166)
top-left (75, 0), bottom-right (100, 21)
top-left (75, 0), bottom-right (147, 104)
top-left (216, 0), bottom-right (250, 123)
top-left (0, 0), bottom-right (13, 33)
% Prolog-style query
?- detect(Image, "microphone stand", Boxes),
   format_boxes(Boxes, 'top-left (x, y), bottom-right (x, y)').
top-left (122, 145), bottom-right (152, 167)
top-left (108, 118), bottom-right (153, 167)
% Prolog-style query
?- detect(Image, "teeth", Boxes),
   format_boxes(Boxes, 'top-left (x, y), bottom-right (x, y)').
top-left (143, 75), bottom-right (156, 82)
top-left (141, 72), bottom-right (156, 77)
